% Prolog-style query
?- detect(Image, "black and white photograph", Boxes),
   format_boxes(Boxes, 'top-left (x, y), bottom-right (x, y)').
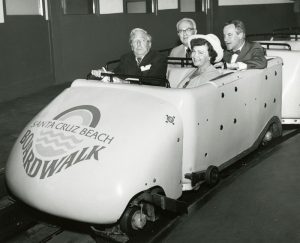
top-left (1, 0), bottom-right (300, 242)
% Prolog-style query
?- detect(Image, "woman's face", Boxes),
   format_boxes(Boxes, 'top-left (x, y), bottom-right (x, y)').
top-left (191, 44), bottom-right (210, 67)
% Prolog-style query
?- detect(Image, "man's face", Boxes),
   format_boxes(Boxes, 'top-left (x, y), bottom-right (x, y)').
top-left (223, 24), bottom-right (243, 51)
top-left (191, 44), bottom-right (210, 67)
top-left (177, 21), bottom-right (196, 47)
top-left (131, 31), bottom-right (151, 58)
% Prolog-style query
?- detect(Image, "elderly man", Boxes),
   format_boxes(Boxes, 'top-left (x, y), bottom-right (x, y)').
top-left (169, 18), bottom-right (197, 60)
top-left (91, 28), bottom-right (167, 86)
top-left (219, 19), bottom-right (267, 70)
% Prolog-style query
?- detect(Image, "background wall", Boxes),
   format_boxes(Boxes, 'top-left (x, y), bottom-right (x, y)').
top-left (0, 15), bottom-right (53, 102)
top-left (213, 1), bottom-right (296, 40)
top-left (49, 0), bottom-right (207, 85)
top-left (0, 0), bottom-right (297, 102)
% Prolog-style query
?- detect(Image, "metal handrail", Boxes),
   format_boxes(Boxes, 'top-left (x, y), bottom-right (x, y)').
top-left (167, 57), bottom-right (193, 67)
top-left (247, 32), bottom-right (300, 41)
top-left (87, 72), bottom-right (170, 88)
top-left (258, 41), bottom-right (292, 51)
top-left (104, 53), bottom-right (194, 70)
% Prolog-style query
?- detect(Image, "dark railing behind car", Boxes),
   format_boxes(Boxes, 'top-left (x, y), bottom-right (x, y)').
top-left (258, 42), bottom-right (292, 51)
top-left (272, 26), bottom-right (300, 34)
top-left (247, 30), bottom-right (300, 41)
top-left (104, 48), bottom-right (193, 70)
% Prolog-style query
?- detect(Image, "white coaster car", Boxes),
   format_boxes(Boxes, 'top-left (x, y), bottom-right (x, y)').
top-left (6, 57), bottom-right (282, 235)
top-left (253, 31), bottom-right (300, 124)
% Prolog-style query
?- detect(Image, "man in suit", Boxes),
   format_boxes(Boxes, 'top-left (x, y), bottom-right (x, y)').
top-left (219, 19), bottom-right (267, 70)
top-left (91, 28), bottom-right (167, 87)
top-left (168, 18), bottom-right (197, 66)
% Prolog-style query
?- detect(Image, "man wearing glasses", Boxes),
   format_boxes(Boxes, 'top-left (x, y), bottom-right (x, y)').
top-left (169, 18), bottom-right (197, 61)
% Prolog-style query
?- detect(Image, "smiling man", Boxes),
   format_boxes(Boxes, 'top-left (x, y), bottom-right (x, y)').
top-left (221, 19), bottom-right (267, 70)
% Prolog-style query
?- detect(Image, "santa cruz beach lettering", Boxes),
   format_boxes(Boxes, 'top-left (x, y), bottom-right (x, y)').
top-left (18, 105), bottom-right (114, 179)
top-left (30, 120), bottom-right (114, 143)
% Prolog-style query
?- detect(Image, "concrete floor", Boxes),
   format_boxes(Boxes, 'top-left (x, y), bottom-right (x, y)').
top-left (0, 83), bottom-right (71, 197)
top-left (163, 133), bottom-right (300, 243)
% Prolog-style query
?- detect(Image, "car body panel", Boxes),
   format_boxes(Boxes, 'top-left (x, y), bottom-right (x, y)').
top-left (6, 57), bottom-right (282, 224)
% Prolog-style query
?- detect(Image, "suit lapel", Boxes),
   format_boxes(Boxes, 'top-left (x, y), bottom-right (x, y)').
top-left (236, 41), bottom-right (250, 62)
top-left (139, 51), bottom-right (152, 67)
top-left (180, 45), bottom-right (186, 57)
top-left (126, 52), bottom-right (140, 74)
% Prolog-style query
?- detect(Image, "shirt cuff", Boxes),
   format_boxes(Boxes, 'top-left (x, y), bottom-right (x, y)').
top-left (237, 62), bottom-right (247, 70)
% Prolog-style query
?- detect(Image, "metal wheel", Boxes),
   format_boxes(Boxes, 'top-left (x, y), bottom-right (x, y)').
top-left (205, 165), bottom-right (220, 187)
top-left (261, 121), bottom-right (282, 146)
top-left (120, 206), bottom-right (147, 236)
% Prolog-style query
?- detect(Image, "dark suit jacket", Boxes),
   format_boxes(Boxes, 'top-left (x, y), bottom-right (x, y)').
top-left (223, 41), bottom-right (267, 69)
top-left (114, 50), bottom-right (167, 86)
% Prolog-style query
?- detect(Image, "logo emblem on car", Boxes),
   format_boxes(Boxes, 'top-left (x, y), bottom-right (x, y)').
top-left (36, 105), bottom-right (101, 157)
top-left (165, 115), bottom-right (175, 125)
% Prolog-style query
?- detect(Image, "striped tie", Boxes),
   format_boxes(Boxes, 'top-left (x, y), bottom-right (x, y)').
top-left (186, 49), bottom-right (191, 66)
top-left (137, 57), bottom-right (142, 66)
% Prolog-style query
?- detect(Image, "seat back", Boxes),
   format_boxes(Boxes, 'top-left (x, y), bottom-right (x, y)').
top-left (167, 67), bottom-right (196, 88)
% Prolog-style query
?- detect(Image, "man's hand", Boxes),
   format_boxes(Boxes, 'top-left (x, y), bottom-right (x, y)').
top-left (91, 69), bottom-right (102, 78)
top-left (91, 67), bottom-right (113, 78)
top-left (227, 62), bottom-right (247, 70)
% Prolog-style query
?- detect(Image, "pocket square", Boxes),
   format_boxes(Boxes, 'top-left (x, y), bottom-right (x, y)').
top-left (140, 64), bottom-right (152, 71)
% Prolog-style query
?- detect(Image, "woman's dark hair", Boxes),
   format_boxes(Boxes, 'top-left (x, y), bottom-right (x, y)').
top-left (190, 38), bottom-right (217, 64)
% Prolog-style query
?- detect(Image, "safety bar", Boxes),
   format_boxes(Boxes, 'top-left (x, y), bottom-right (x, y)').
top-left (87, 72), bottom-right (170, 88)
top-left (167, 57), bottom-right (194, 67)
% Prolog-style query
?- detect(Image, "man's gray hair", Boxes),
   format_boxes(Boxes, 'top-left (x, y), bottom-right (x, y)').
top-left (176, 18), bottom-right (197, 30)
top-left (129, 28), bottom-right (152, 44)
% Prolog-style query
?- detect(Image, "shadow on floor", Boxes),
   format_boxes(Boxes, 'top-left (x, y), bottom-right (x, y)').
top-left (0, 83), bottom-right (71, 197)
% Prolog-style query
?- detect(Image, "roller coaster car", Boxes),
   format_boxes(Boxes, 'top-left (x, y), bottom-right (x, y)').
top-left (250, 30), bottom-right (300, 124)
top-left (5, 57), bottom-right (282, 235)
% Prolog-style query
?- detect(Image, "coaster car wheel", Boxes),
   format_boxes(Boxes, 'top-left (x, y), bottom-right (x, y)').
top-left (205, 165), bottom-right (220, 187)
top-left (120, 206), bottom-right (147, 236)
top-left (261, 121), bottom-right (282, 146)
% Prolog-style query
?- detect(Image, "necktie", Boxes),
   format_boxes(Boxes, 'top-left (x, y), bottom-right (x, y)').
top-left (185, 49), bottom-right (191, 66)
top-left (137, 57), bottom-right (142, 66)
top-left (230, 50), bottom-right (240, 63)
top-left (186, 49), bottom-right (192, 58)
top-left (230, 50), bottom-right (241, 55)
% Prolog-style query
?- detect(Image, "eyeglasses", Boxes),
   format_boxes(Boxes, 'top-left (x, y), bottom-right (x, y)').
top-left (177, 28), bottom-right (194, 35)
